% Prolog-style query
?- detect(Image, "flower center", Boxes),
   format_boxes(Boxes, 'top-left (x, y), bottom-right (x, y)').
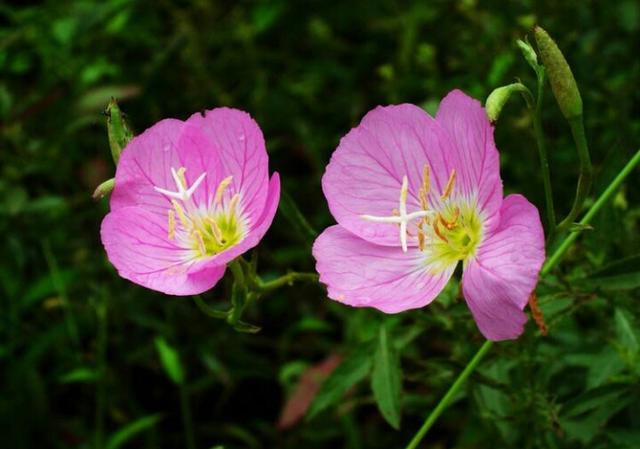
top-left (361, 165), bottom-right (483, 267)
top-left (154, 167), bottom-right (247, 259)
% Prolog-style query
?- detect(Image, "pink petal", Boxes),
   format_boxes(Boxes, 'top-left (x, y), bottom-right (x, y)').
top-left (322, 104), bottom-right (459, 246)
top-left (110, 119), bottom-right (185, 215)
top-left (101, 206), bottom-right (225, 295)
top-left (461, 194), bottom-right (545, 341)
top-left (313, 225), bottom-right (455, 313)
top-left (205, 173), bottom-right (280, 267)
top-left (186, 108), bottom-right (270, 223)
top-left (436, 90), bottom-right (503, 233)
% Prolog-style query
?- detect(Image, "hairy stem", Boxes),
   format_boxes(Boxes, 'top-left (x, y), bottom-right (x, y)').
top-left (256, 272), bottom-right (320, 293)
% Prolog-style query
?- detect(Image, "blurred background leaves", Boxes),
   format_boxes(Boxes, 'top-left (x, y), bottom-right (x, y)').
top-left (1, 0), bottom-right (639, 448)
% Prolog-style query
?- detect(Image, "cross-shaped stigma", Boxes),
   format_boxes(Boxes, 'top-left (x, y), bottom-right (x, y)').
top-left (154, 167), bottom-right (207, 201)
top-left (361, 176), bottom-right (434, 253)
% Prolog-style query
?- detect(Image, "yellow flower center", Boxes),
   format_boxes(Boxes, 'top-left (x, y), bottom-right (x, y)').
top-left (154, 167), bottom-right (246, 259)
top-left (361, 164), bottom-right (483, 272)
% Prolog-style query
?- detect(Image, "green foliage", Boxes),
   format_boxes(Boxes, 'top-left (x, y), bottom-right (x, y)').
top-left (1, 1), bottom-right (639, 448)
top-left (371, 324), bottom-right (402, 429)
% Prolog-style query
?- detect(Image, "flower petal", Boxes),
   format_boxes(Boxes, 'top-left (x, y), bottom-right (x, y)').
top-left (205, 172), bottom-right (280, 267)
top-left (101, 206), bottom-right (225, 295)
top-left (313, 225), bottom-right (455, 313)
top-left (186, 108), bottom-right (270, 223)
top-left (322, 104), bottom-right (458, 246)
top-left (110, 119), bottom-right (187, 215)
top-left (436, 90), bottom-right (503, 233)
top-left (461, 194), bottom-right (545, 340)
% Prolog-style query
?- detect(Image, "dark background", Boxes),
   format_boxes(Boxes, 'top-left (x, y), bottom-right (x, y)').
top-left (1, 1), bottom-right (639, 448)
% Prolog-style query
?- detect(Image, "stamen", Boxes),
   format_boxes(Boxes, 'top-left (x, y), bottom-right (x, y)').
top-left (215, 176), bottom-right (233, 205)
top-left (439, 207), bottom-right (460, 230)
top-left (168, 209), bottom-right (176, 240)
top-left (399, 176), bottom-right (409, 252)
top-left (171, 199), bottom-right (189, 228)
top-left (418, 229), bottom-right (425, 251)
top-left (205, 217), bottom-right (223, 244)
top-left (441, 169), bottom-right (457, 200)
top-left (422, 165), bottom-right (430, 195)
top-left (176, 167), bottom-right (187, 189)
top-left (433, 216), bottom-right (449, 243)
top-left (228, 193), bottom-right (240, 215)
top-left (419, 165), bottom-right (430, 209)
top-left (192, 230), bottom-right (207, 256)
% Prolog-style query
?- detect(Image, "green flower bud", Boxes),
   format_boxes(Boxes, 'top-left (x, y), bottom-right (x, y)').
top-left (534, 26), bottom-right (583, 120)
top-left (516, 39), bottom-right (539, 72)
top-left (105, 98), bottom-right (133, 163)
top-left (92, 178), bottom-right (115, 200)
top-left (485, 82), bottom-right (530, 123)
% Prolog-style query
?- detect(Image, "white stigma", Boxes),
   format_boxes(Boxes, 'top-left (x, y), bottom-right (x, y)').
top-left (361, 175), bottom-right (434, 253)
top-left (154, 167), bottom-right (206, 201)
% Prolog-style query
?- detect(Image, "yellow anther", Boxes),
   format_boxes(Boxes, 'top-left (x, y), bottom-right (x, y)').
top-left (418, 229), bottom-right (425, 251)
top-left (167, 209), bottom-right (176, 240)
top-left (439, 207), bottom-right (460, 230)
top-left (171, 199), bottom-right (189, 228)
top-left (441, 169), bottom-right (457, 200)
top-left (228, 193), bottom-right (240, 215)
top-left (176, 167), bottom-right (187, 189)
top-left (205, 217), bottom-right (223, 244)
top-left (419, 188), bottom-right (428, 210)
top-left (215, 176), bottom-right (233, 205)
top-left (192, 230), bottom-right (207, 256)
top-left (422, 165), bottom-right (430, 196)
top-left (399, 176), bottom-right (408, 205)
top-left (433, 216), bottom-right (449, 243)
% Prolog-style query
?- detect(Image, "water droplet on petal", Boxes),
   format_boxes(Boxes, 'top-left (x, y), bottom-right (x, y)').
top-left (238, 134), bottom-right (246, 141)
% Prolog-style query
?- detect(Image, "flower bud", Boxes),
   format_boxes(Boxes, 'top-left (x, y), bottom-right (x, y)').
top-left (516, 39), bottom-right (539, 72)
top-left (92, 178), bottom-right (114, 200)
top-left (105, 98), bottom-right (133, 163)
top-left (485, 83), bottom-right (529, 123)
top-left (534, 26), bottom-right (583, 120)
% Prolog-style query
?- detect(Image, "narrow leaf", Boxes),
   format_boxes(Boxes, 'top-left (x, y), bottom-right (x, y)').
top-left (614, 308), bottom-right (639, 353)
top-left (105, 414), bottom-right (162, 449)
top-left (278, 191), bottom-right (317, 242)
top-left (371, 325), bottom-right (402, 429)
top-left (307, 342), bottom-right (373, 420)
top-left (154, 337), bottom-right (184, 385)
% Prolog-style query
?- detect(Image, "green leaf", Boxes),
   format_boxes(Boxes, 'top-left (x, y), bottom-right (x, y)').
top-left (583, 254), bottom-right (640, 290)
top-left (614, 308), bottom-right (639, 353)
top-left (105, 414), bottom-right (162, 449)
top-left (154, 337), bottom-right (184, 385)
top-left (59, 367), bottom-right (98, 384)
top-left (307, 342), bottom-right (373, 420)
top-left (371, 325), bottom-right (402, 429)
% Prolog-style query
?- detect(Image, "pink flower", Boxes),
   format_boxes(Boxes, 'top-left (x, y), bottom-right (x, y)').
top-left (101, 108), bottom-right (280, 295)
top-left (313, 90), bottom-right (545, 341)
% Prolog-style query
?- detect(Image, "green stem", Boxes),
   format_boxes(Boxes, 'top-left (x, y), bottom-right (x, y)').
top-left (192, 295), bottom-right (227, 319)
top-left (532, 68), bottom-right (557, 234)
top-left (404, 148), bottom-right (640, 449)
top-left (545, 148), bottom-right (640, 273)
top-left (404, 341), bottom-right (494, 449)
top-left (179, 383), bottom-right (196, 449)
top-left (256, 272), bottom-right (320, 293)
top-left (227, 261), bottom-right (247, 325)
top-left (556, 116), bottom-right (593, 233)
